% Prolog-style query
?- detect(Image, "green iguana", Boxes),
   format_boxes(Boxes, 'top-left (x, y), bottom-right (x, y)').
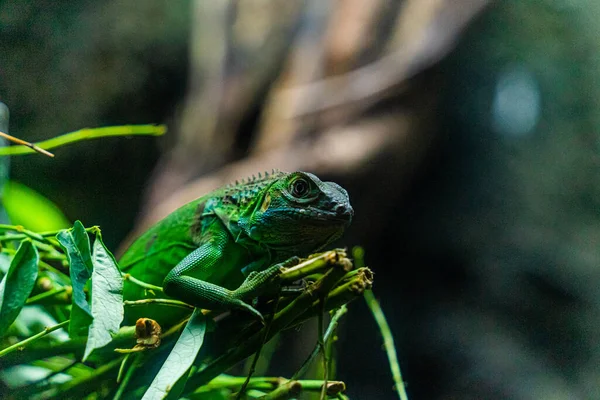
top-left (119, 170), bottom-right (353, 323)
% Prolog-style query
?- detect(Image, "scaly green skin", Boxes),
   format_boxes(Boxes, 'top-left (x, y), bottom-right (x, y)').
top-left (119, 171), bottom-right (353, 323)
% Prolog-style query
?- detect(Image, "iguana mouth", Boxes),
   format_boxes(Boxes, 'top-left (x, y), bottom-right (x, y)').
top-left (291, 208), bottom-right (352, 225)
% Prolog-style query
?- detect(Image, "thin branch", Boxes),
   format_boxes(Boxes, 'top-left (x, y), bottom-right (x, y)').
top-left (0, 130), bottom-right (54, 157)
top-left (236, 296), bottom-right (281, 399)
top-left (0, 125), bottom-right (166, 156)
top-left (292, 305), bottom-right (347, 380)
top-left (192, 375), bottom-right (345, 397)
top-left (114, 353), bottom-right (141, 400)
top-left (26, 286), bottom-right (68, 305)
top-left (123, 298), bottom-right (191, 309)
top-left (122, 273), bottom-right (164, 292)
top-left (0, 320), bottom-right (69, 358)
top-left (363, 289), bottom-right (408, 400)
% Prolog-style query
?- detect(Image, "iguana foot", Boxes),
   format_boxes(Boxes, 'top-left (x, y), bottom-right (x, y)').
top-left (236, 263), bottom-right (284, 297)
top-left (232, 258), bottom-right (300, 323)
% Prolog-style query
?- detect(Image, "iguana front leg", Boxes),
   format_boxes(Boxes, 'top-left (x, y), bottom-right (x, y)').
top-left (162, 231), bottom-right (289, 320)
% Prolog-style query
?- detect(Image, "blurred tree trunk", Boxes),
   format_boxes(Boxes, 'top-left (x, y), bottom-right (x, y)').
top-left (131, 0), bottom-right (489, 239)
top-left (121, 1), bottom-right (490, 398)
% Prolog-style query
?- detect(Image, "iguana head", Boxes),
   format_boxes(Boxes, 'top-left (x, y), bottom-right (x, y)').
top-left (237, 171), bottom-right (353, 255)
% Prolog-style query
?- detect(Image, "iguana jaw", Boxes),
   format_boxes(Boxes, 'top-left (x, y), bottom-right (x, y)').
top-left (286, 206), bottom-right (353, 225)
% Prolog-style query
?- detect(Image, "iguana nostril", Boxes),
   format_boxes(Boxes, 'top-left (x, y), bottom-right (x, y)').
top-left (335, 204), bottom-right (353, 216)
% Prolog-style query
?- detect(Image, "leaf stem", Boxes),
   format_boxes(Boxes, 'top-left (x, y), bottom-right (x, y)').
top-left (0, 130), bottom-right (54, 157)
top-left (117, 353), bottom-right (131, 384)
top-left (363, 290), bottom-right (408, 400)
top-left (236, 296), bottom-right (281, 399)
top-left (0, 224), bottom-right (53, 244)
top-left (122, 273), bottom-right (164, 292)
top-left (55, 355), bottom-right (124, 399)
top-left (26, 286), bottom-right (68, 304)
top-left (114, 353), bottom-right (140, 400)
top-left (318, 300), bottom-right (328, 400)
top-left (0, 225), bottom-right (97, 240)
top-left (192, 376), bottom-right (345, 397)
top-left (0, 125), bottom-right (166, 156)
top-left (0, 319), bottom-right (69, 358)
top-left (38, 259), bottom-right (70, 280)
top-left (123, 298), bottom-right (191, 308)
top-left (292, 305), bottom-right (347, 380)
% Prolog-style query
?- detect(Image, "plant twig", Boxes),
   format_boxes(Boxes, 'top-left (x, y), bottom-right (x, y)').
top-left (123, 298), bottom-right (190, 309)
top-left (0, 124), bottom-right (166, 156)
top-left (352, 247), bottom-right (408, 400)
top-left (236, 296), bottom-right (281, 399)
top-left (53, 355), bottom-right (124, 399)
top-left (0, 225), bottom-right (97, 240)
top-left (318, 299), bottom-right (328, 400)
top-left (0, 224), bottom-right (56, 244)
top-left (116, 353), bottom-right (131, 384)
top-left (122, 273), bottom-right (164, 292)
top-left (0, 130), bottom-right (54, 157)
top-left (364, 289), bottom-right (408, 400)
top-left (0, 320), bottom-right (69, 358)
top-left (184, 257), bottom-right (355, 393)
top-left (26, 286), bottom-right (68, 305)
top-left (191, 375), bottom-right (345, 397)
top-left (292, 305), bottom-right (347, 380)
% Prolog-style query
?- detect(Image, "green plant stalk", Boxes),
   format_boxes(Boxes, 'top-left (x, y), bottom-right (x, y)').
top-left (183, 261), bottom-right (352, 393)
top-left (51, 355), bottom-right (124, 399)
top-left (38, 259), bottom-right (70, 280)
top-left (0, 338), bottom-right (86, 369)
top-left (280, 250), bottom-right (347, 283)
top-left (236, 295), bottom-right (281, 399)
top-left (5, 359), bottom-right (80, 399)
top-left (259, 381), bottom-right (302, 400)
top-left (0, 224), bottom-right (51, 243)
top-left (123, 298), bottom-right (191, 309)
top-left (114, 353), bottom-right (142, 400)
top-left (292, 305), bottom-right (347, 380)
top-left (0, 326), bottom-right (137, 368)
top-left (244, 332), bottom-right (280, 378)
top-left (38, 252), bottom-right (67, 261)
top-left (0, 225), bottom-right (97, 240)
top-left (116, 353), bottom-right (131, 383)
top-left (318, 301), bottom-right (328, 400)
top-left (26, 286), bottom-right (68, 305)
top-left (0, 319), bottom-right (69, 358)
top-left (30, 356), bottom-right (74, 372)
top-left (123, 273), bottom-right (164, 292)
top-left (192, 375), bottom-right (345, 395)
top-left (0, 124), bottom-right (166, 156)
top-left (290, 268), bottom-right (372, 325)
top-left (364, 289), bottom-right (408, 400)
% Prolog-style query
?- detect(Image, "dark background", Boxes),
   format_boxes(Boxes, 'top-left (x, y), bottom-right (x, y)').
top-left (1, 1), bottom-right (598, 398)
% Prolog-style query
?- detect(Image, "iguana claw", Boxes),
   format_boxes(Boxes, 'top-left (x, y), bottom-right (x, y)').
top-left (234, 299), bottom-right (265, 324)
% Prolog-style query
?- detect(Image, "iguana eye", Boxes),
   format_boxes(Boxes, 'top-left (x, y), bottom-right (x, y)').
top-left (291, 178), bottom-right (310, 198)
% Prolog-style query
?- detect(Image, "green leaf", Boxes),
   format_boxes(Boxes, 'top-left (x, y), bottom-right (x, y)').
top-left (142, 309), bottom-right (207, 400)
top-left (3, 180), bottom-right (70, 231)
top-left (82, 230), bottom-right (124, 361)
top-left (56, 221), bottom-right (93, 337)
top-left (0, 252), bottom-right (11, 275)
top-left (0, 239), bottom-right (39, 336)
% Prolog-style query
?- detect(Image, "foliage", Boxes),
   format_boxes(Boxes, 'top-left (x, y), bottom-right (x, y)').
top-left (0, 124), bottom-right (404, 399)
top-left (0, 219), bottom-right (373, 399)
top-left (3, 181), bottom-right (70, 231)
